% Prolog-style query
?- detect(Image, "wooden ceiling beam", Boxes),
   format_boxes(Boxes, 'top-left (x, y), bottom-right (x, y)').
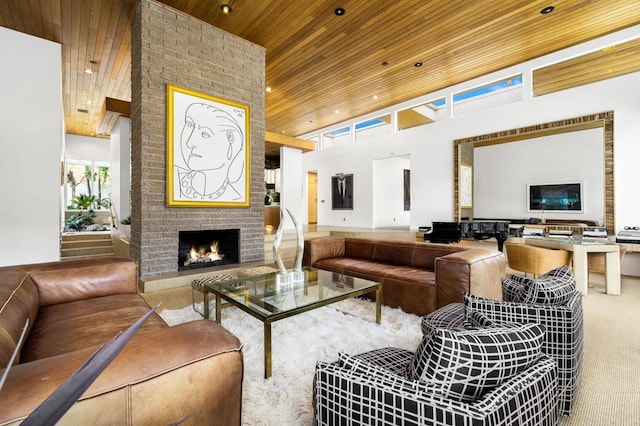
top-left (265, 131), bottom-right (315, 156)
top-left (97, 97), bottom-right (131, 136)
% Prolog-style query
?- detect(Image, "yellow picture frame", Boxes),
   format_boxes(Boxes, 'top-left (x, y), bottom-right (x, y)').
top-left (166, 84), bottom-right (250, 207)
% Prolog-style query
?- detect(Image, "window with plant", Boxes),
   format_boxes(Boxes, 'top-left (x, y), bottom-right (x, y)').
top-left (65, 160), bottom-right (112, 210)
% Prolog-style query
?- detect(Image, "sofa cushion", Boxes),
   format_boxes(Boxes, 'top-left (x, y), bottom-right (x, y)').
top-left (20, 294), bottom-right (167, 362)
top-left (371, 242), bottom-right (415, 266)
top-left (516, 265), bottom-right (576, 305)
top-left (406, 323), bottom-right (545, 402)
top-left (344, 239), bottom-right (377, 260)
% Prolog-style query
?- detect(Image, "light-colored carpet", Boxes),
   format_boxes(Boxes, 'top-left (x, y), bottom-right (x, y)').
top-left (152, 292), bottom-right (422, 425)
top-left (558, 276), bottom-right (640, 426)
top-left (143, 276), bottom-right (640, 426)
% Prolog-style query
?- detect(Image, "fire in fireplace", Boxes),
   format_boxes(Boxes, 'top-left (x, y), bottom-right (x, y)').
top-left (178, 229), bottom-right (239, 271)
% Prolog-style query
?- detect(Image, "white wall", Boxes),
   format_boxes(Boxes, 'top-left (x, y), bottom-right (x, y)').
top-left (473, 128), bottom-right (604, 222)
top-left (110, 117), bottom-right (131, 230)
top-left (65, 134), bottom-right (111, 161)
top-left (373, 156), bottom-right (411, 227)
top-left (301, 25), bottom-right (640, 233)
top-left (0, 27), bottom-right (63, 266)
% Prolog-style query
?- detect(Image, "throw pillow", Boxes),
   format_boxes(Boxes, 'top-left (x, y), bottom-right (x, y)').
top-left (516, 265), bottom-right (576, 305)
top-left (406, 323), bottom-right (545, 402)
top-left (501, 274), bottom-right (533, 302)
top-left (465, 310), bottom-right (495, 328)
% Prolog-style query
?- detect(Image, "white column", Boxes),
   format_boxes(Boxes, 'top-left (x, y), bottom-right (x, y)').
top-left (279, 146), bottom-right (304, 229)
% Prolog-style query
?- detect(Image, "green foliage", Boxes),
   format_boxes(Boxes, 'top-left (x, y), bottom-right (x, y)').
top-left (70, 194), bottom-right (98, 210)
top-left (65, 211), bottom-right (96, 230)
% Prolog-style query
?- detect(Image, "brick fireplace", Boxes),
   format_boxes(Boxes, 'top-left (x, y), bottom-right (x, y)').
top-left (131, 0), bottom-right (266, 277)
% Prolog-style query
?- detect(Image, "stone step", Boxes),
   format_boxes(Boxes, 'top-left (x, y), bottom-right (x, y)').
top-left (61, 238), bottom-right (113, 249)
top-left (61, 251), bottom-right (117, 261)
top-left (61, 231), bottom-right (112, 242)
top-left (60, 231), bottom-right (115, 260)
top-left (61, 245), bottom-right (115, 257)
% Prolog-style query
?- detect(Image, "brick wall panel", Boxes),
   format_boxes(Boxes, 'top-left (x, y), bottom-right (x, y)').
top-left (131, 0), bottom-right (266, 276)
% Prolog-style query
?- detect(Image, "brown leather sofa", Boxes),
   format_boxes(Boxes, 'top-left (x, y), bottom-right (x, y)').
top-left (0, 256), bottom-right (243, 425)
top-left (303, 237), bottom-right (504, 315)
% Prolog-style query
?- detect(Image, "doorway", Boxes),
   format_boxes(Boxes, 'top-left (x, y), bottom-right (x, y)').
top-left (307, 172), bottom-right (318, 224)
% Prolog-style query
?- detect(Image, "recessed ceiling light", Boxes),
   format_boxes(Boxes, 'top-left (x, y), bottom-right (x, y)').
top-left (540, 6), bottom-right (554, 14)
top-left (334, 109), bottom-right (340, 114)
top-left (221, 4), bottom-right (232, 14)
top-left (266, 87), bottom-right (272, 93)
top-left (381, 61), bottom-right (388, 66)
top-left (372, 95), bottom-right (378, 100)
top-left (334, 8), bottom-right (345, 16)
top-left (84, 60), bottom-right (97, 74)
top-left (414, 62), bottom-right (423, 68)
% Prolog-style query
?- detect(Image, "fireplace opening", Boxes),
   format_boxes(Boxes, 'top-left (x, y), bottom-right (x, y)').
top-left (178, 229), bottom-right (239, 271)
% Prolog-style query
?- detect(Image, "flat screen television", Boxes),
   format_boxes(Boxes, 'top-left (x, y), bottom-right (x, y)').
top-left (528, 182), bottom-right (582, 212)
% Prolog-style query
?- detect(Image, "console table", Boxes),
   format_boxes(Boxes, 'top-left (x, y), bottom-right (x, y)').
top-left (525, 238), bottom-right (620, 296)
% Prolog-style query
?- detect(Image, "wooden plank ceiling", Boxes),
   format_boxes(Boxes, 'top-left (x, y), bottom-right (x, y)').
top-left (1, 0), bottom-right (639, 142)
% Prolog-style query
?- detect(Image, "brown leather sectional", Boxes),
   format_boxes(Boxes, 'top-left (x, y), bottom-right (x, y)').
top-left (0, 257), bottom-right (243, 425)
top-left (303, 237), bottom-right (505, 315)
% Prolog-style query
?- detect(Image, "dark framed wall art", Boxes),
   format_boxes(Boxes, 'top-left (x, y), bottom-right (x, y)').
top-left (332, 174), bottom-right (353, 210)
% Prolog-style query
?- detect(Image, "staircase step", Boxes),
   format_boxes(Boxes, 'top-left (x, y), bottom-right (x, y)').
top-left (60, 231), bottom-right (115, 260)
top-left (61, 245), bottom-right (115, 256)
top-left (61, 239), bottom-right (113, 249)
top-left (61, 252), bottom-right (116, 261)
top-left (61, 231), bottom-right (112, 242)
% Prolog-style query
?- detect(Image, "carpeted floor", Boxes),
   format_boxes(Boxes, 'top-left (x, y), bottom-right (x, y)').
top-left (558, 276), bottom-right (640, 426)
top-left (142, 275), bottom-right (640, 425)
top-left (147, 288), bottom-right (422, 425)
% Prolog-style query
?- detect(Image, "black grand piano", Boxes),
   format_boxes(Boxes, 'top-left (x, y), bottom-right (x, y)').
top-left (424, 220), bottom-right (510, 251)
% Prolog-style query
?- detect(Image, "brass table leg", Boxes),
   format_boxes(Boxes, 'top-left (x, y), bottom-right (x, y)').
top-left (214, 295), bottom-right (222, 324)
top-left (203, 291), bottom-right (210, 319)
top-left (264, 323), bottom-right (272, 379)
top-left (375, 284), bottom-right (382, 324)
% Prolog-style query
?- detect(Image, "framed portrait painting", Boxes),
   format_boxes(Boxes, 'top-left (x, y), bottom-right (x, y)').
top-left (332, 174), bottom-right (353, 210)
top-left (166, 84), bottom-right (250, 207)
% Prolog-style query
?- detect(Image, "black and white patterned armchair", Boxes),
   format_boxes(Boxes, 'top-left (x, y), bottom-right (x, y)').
top-left (464, 265), bottom-right (584, 416)
top-left (314, 323), bottom-right (560, 426)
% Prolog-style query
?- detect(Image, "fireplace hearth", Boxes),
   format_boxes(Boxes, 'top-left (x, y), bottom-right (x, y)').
top-left (178, 229), bottom-right (240, 271)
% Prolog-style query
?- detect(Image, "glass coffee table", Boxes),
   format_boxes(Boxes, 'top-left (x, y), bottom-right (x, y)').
top-left (206, 267), bottom-right (382, 378)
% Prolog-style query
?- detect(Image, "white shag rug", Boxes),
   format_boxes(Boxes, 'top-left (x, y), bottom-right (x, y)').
top-left (159, 298), bottom-right (423, 426)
